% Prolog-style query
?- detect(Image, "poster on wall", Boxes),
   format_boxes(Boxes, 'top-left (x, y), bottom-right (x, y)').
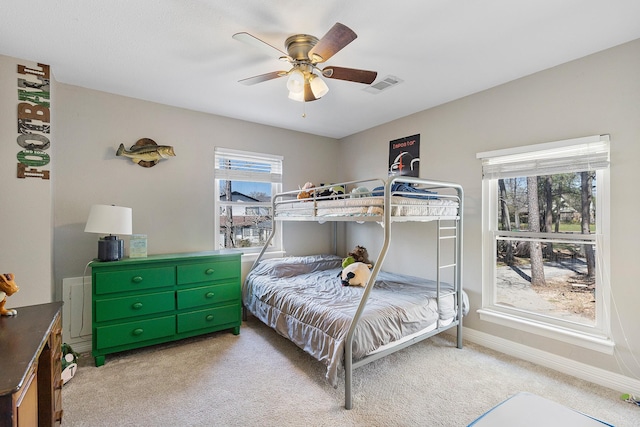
top-left (388, 134), bottom-right (420, 177)
top-left (16, 62), bottom-right (51, 180)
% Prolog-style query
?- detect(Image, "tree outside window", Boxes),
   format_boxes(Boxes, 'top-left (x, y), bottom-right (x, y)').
top-left (496, 172), bottom-right (597, 325)
top-left (478, 135), bottom-right (611, 345)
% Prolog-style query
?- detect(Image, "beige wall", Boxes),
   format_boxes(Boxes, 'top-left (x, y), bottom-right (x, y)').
top-left (0, 56), bottom-right (54, 307)
top-left (340, 39), bottom-right (640, 380)
top-left (52, 84), bottom-right (341, 291)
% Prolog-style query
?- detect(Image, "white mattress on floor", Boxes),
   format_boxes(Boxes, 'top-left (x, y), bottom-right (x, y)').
top-left (467, 392), bottom-right (613, 427)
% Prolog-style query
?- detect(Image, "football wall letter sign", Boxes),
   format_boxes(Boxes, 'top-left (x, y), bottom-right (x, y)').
top-left (16, 63), bottom-right (51, 180)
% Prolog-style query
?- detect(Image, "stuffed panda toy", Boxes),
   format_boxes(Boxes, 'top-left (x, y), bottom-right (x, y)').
top-left (339, 262), bottom-right (372, 287)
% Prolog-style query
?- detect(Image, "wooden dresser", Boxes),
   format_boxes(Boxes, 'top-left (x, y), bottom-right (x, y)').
top-left (90, 251), bottom-right (241, 366)
top-left (0, 302), bottom-right (64, 427)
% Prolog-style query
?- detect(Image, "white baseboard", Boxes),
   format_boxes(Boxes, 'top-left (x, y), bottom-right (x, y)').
top-left (68, 339), bottom-right (92, 354)
top-left (462, 327), bottom-right (640, 396)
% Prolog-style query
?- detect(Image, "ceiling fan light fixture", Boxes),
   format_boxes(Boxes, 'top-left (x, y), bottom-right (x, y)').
top-left (309, 74), bottom-right (329, 98)
top-left (286, 69), bottom-right (305, 93)
top-left (288, 90), bottom-right (304, 102)
top-left (234, 23), bottom-right (377, 103)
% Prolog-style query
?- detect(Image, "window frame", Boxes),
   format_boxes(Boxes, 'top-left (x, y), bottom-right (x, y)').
top-left (214, 147), bottom-right (283, 256)
top-left (477, 135), bottom-right (613, 354)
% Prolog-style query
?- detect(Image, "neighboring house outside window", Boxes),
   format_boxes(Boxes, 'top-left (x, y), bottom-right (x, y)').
top-left (476, 135), bottom-right (612, 354)
top-left (214, 148), bottom-right (282, 254)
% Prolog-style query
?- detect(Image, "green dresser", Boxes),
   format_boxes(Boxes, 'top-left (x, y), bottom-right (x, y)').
top-left (90, 251), bottom-right (241, 366)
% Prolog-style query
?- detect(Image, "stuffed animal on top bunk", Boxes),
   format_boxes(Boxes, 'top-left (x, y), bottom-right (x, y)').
top-left (297, 182), bottom-right (315, 200)
top-left (350, 186), bottom-right (370, 198)
top-left (0, 273), bottom-right (19, 316)
top-left (339, 245), bottom-right (373, 287)
top-left (315, 184), bottom-right (345, 200)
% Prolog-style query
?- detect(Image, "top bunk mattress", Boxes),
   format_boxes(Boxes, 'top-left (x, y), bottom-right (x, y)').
top-left (276, 195), bottom-right (458, 218)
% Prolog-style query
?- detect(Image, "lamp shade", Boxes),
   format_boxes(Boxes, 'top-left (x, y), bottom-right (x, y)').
top-left (286, 69), bottom-right (305, 94)
top-left (309, 74), bottom-right (329, 98)
top-left (288, 90), bottom-right (304, 102)
top-left (84, 205), bottom-right (132, 235)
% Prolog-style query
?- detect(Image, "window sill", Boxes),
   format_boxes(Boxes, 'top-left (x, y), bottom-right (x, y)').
top-left (241, 250), bottom-right (286, 264)
top-left (477, 308), bottom-right (615, 355)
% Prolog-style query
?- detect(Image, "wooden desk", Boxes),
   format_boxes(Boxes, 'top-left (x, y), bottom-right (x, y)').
top-left (0, 302), bottom-right (63, 427)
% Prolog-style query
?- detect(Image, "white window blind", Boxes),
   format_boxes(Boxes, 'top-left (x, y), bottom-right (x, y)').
top-left (214, 147), bottom-right (282, 182)
top-left (477, 134), bottom-right (609, 179)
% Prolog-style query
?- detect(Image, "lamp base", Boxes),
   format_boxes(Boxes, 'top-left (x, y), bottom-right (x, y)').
top-left (97, 235), bottom-right (124, 261)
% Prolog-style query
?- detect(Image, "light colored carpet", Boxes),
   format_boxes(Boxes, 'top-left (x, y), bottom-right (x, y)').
top-left (62, 316), bottom-right (638, 426)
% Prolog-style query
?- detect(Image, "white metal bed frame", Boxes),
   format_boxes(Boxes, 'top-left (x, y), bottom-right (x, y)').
top-left (245, 175), bottom-right (464, 409)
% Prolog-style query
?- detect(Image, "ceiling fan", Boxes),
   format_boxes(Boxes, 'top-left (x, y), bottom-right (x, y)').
top-left (233, 23), bottom-right (377, 102)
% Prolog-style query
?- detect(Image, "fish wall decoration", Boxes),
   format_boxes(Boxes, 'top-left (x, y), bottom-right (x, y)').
top-left (116, 138), bottom-right (175, 168)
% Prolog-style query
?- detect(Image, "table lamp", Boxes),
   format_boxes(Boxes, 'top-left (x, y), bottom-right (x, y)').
top-left (84, 204), bottom-right (132, 261)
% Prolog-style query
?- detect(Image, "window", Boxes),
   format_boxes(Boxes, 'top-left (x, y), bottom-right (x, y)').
top-left (477, 135), bottom-right (612, 353)
top-left (214, 148), bottom-right (282, 254)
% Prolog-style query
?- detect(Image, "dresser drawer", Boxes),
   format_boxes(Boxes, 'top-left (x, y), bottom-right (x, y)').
top-left (95, 266), bottom-right (175, 295)
top-left (176, 282), bottom-right (239, 310)
top-left (177, 260), bottom-right (238, 285)
top-left (177, 304), bottom-right (241, 333)
top-left (95, 290), bottom-right (175, 322)
top-left (95, 315), bottom-right (175, 349)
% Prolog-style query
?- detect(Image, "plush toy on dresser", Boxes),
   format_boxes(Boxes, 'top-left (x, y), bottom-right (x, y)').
top-left (339, 246), bottom-right (374, 287)
top-left (0, 273), bottom-right (19, 316)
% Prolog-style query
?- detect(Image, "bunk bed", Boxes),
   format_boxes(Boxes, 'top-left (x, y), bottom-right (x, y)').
top-left (243, 176), bottom-right (467, 409)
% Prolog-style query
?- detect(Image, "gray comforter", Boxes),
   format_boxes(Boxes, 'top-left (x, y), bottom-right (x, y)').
top-left (243, 254), bottom-right (468, 386)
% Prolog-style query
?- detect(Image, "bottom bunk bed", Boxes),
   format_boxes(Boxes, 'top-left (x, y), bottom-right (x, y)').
top-left (243, 254), bottom-right (469, 382)
top-left (243, 177), bottom-right (467, 409)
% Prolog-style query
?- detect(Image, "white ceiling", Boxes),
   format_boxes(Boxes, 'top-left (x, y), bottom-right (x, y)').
top-left (2, 1), bottom-right (639, 139)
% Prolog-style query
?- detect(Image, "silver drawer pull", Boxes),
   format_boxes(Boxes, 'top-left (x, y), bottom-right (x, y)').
top-left (132, 328), bottom-right (144, 336)
top-left (132, 276), bottom-right (143, 283)
top-left (206, 314), bottom-right (214, 321)
top-left (205, 292), bottom-right (215, 299)
top-left (205, 268), bottom-right (215, 275)
top-left (132, 302), bottom-right (143, 310)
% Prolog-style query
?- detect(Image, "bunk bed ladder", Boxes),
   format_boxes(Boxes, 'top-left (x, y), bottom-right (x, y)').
top-left (436, 219), bottom-right (458, 330)
top-left (436, 183), bottom-right (464, 351)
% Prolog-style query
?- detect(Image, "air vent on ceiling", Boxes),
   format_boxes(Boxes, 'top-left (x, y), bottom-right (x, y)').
top-left (364, 75), bottom-right (403, 94)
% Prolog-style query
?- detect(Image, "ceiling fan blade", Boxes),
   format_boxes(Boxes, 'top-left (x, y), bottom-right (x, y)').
top-left (233, 32), bottom-right (292, 61)
top-left (322, 66), bottom-right (377, 85)
top-left (308, 23), bottom-right (357, 63)
top-left (238, 71), bottom-right (287, 86)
